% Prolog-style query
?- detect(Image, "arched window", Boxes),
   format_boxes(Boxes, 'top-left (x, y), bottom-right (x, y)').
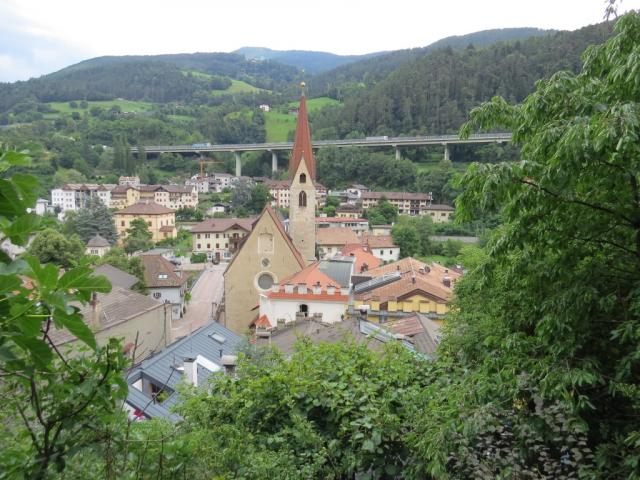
top-left (298, 191), bottom-right (307, 207)
top-left (299, 173), bottom-right (306, 184)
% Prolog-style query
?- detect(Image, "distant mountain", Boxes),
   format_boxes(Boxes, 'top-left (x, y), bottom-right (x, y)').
top-left (310, 27), bottom-right (556, 97)
top-left (0, 52), bottom-right (301, 112)
top-left (234, 47), bottom-right (387, 74)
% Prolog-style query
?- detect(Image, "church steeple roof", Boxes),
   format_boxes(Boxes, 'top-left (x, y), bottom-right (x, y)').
top-left (289, 89), bottom-right (316, 181)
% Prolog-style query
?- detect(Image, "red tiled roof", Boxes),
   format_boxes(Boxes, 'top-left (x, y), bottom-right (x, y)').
top-left (159, 225), bottom-right (175, 232)
top-left (316, 227), bottom-right (359, 246)
top-left (340, 244), bottom-right (382, 273)
top-left (255, 314), bottom-right (272, 328)
top-left (363, 234), bottom-right (398, 249)
top-left (278, 261), bottom-right (342, 289)
top-left (141, 255), bottom-right (186, 288)
top-left (362, 191), bottom-right (431, 201)
top-left (268, 292), bottom-right (348, 302)
top-left (116, 202), bottom-right (174, 215)
top-left (316, 217), bottom-right (368, 223)
top-left (190, 217), bottom-right (255, 234)
top-left (289, 95), bottom-right (316, 181)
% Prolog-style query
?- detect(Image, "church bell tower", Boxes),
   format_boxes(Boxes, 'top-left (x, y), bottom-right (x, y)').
top-left (288, 83), bottom-right (316, 264)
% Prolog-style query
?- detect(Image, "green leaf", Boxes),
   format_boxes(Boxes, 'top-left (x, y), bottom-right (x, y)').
top-left (3, 214), bottom-right (41, 246)
top-left (362, 439), bottom-right (375, 452)
top-left (0, 274), bottom-right (21, 295)
top-left (13, 336), bottom-right (53, 367)
top-left (54, 310), bottom-right (96, 350)
top-left (24, 256), bottom-right (59, 289)
top-left (0, 179), bottom-right (24, 218)
top-left (11, 173), bottom-right (40, 208)
top-left (58, 267), bottom-right (111, 301)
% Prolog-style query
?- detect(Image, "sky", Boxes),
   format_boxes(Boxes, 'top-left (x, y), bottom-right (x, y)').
top-left (1, 0), bottom-right (639, 82)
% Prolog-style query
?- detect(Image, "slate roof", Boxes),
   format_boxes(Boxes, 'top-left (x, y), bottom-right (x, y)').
top-left (49, 287), bottom-right (164, 346)
top-left (383, 313), bottom-right (441, 356)
top-left (190, 217), bottom-right (255, 234)
top-left (316, 227), bottom-right (359, 246)
top-left (126, 322), bottom-right (243, 420)
top-left (116, 202), bottom-right (174, 215)
top-left (87, 234), bottom-right (110, 248)
top-left (141, 255), bottom-right (187, 288)
top-left (94, 264), bottom-right (139, 290)
top-left (425, 204), bottom-right (454, 211)
top-left (318, 257), bottom-right (354, 287)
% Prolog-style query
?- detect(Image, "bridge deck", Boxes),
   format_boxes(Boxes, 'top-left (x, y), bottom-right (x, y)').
top-left (132, 133), bottom-right (512, 154)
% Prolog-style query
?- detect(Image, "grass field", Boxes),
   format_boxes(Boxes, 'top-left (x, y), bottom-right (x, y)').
top-left (264, 97), bottom-right (342, 142)
top-left (48, 99), bottom-right (154, 114)
top-left (183, 69), bottom-right (267, 96)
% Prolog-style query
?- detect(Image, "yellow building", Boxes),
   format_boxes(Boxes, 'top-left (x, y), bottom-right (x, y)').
top-left (114, 202), bottom-right (177, 243)
top-left (353, 257), bottom-right (460, 324)
top-left (110, 185), bottom-right (140, 209)
top-left (422, 204), bottom-right (454, 223)
top-left (191, 217), bottom-right (255, 261)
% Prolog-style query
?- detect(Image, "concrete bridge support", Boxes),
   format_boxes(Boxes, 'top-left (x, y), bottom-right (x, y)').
top-left (271, 151), bottom-right (278, 174)
top-left (234, 152), bottom-right (241, 177)
top-left (395, 146), bottom-right (401, 160)
top-left (443, 143), bottom-right (451, 163)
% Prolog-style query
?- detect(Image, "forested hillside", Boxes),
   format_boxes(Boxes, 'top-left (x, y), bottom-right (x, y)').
top-left (309, 27), bottom-right (555, 98)
top-left (312, 21), bottom-right (613, 136)
top-left (0, 53), bottom-right (300, 112)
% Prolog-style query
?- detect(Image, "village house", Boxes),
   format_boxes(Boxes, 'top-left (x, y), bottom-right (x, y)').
top-left (119, 176), bottom-right (141, 187)
top-left (353, 257), bottom-right (460, 324)
top-left (369, 224), bottom-right (393, 236)
top-left (362, 234), bottom-right (400, 262)
top-left (316, 217), bottom-right (369, 236)
top-left (114, 202), bottom-right (177, 243)
top-left (140, 254), bottom-right (188, 320)
top-left (261, 178), bottom-right (327, 209)
top-left (85, 234), bottom-right (110, 257)
top-left (125, 322), bottom-right (242, 420)
top-left (257, 259), bottom-right (352, 328)
top-left (362, 191), bottom-right (432, 215)
top-left (207, 202), bottom-right (230, 216)
top-left (110, 185), bottom-right (140, 209)
top-left (339, 243), bottom-right (382, 274)
top-left (335, 204), bottom-right (363, 218)
top-left (138, 185), bottom-right (199, 210)
top-left (316, 227), bottom-right (360, 259)
top-left (424, 203), bottom-right (455, 222)
top-left (49, 286), bottom-right (170, 363)
top-left (191, 217), bottom-right (255, 261)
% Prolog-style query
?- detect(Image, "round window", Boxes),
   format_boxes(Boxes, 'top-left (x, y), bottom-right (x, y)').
top-left (257, 273), bottom-right (274, 290)
top-left (261, 258), bottom-right (270, 267)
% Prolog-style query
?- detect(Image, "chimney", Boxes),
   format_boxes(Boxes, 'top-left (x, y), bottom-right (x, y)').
top-left (221, 355), bottom-right (238, 377)
top-left (89, 292), bottom-right (101, 329)
top-left (183, 357), bottom-right (197, 386)
top-left (443, 276), bottom-right (451, 288)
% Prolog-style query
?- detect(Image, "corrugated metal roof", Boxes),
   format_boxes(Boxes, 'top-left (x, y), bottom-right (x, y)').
top-left (126, 322), bottom-right (243, 420)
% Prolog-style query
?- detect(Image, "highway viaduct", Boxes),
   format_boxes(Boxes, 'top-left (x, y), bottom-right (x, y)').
top-left (131, 133), bottom-right (512, 177)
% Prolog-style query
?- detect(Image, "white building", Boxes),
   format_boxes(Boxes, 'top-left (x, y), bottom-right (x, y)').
top-left (362, 235), bottom-right (400, 262)
top-left (258, 261), bottom-right (351, 328)
top-left (51, 184), bottom-right (112, 212)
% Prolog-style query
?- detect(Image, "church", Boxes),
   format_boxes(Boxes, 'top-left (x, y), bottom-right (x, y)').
top-left (223, 88), bottom-right (318, 334)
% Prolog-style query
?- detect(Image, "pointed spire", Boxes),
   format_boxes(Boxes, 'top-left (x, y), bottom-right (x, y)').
top-left (289, 83), bottom-right (315, 181)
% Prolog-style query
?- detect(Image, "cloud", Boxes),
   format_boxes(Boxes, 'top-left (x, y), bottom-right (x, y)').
top-left (0, 3), bottom-right (89, 81)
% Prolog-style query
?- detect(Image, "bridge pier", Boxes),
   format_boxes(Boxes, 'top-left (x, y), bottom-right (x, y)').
top-left (443, 143), bottom-right (451, 163)
top-left (234, 152), bottom-right (241, 177)
top-left (271, 151), bottom-right (278, 174)
top-left (395, 146), bottom-right (401, 161)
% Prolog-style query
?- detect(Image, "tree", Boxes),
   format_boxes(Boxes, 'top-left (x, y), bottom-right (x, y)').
top-left (412, 13), bottom-right (640, 477)
top-left (68, 197), bottom-right (117, 244)
top-left (391, 222), bottom-right (421, 258)
top-left (248, 183), bottom-right (272, 213)
top-left (365, 197), bottom-right (398, 225)
top-left (53, 168), bottom-right (86, 186)
top-left (26, 228), bottom-right (85, 268)
top-left (123, 218), bottom-right (153, 254)
top-left (0, 148), bottom-right (128, 478)
top-left (230, 178), bottom-right (252, 212)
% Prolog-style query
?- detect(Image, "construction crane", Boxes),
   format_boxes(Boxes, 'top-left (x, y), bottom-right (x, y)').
top-left (199, 157), bottom-right (223, 178)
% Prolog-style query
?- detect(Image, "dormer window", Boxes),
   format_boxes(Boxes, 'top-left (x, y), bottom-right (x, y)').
top-left (158, 274), bottom-right (168, 279)
top-left (299, 173), bottom-right (306, 184)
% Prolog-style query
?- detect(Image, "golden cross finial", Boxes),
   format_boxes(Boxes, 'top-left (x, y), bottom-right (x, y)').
top-left (300, 81), bottom-right (306, 96)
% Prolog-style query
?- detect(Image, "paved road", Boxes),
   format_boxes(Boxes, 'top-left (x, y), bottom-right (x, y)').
top-left (170, 263), bottom-right (226, 341)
